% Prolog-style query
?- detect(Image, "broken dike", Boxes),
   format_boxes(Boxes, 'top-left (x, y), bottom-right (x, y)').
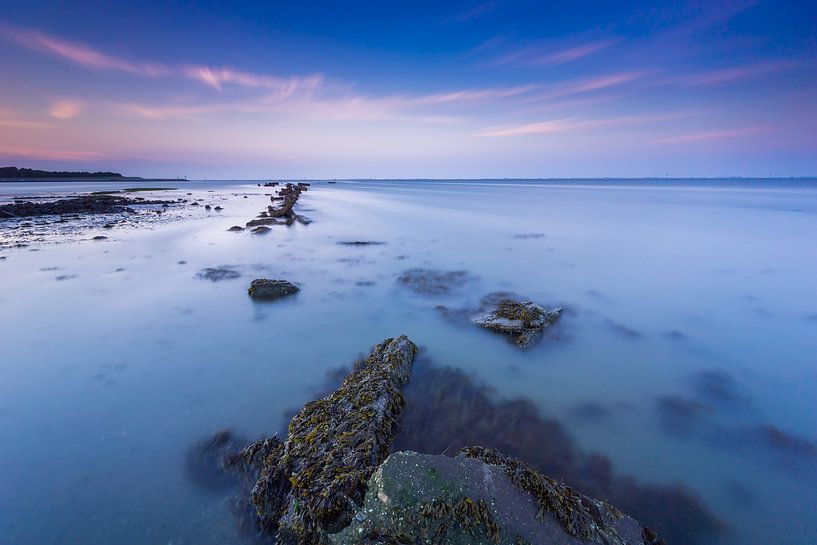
top-left (203, 335), bottom-right (665, 545)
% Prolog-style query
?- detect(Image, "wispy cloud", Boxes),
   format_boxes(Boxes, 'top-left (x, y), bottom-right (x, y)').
top-left (521, 71), bottom-right (646, 103)
top-left (490, 38), bottom-right (620, 67)
top-left (0, 22), bottom-right (321, 93)
top-left (651, 127), bottom-right (766, 144)
top-left (475, 112), bottom-right (688, 137)
top-left (672, 61), bottom-right (800, 86)
top-left (0, 22), bottom-right (169, 77)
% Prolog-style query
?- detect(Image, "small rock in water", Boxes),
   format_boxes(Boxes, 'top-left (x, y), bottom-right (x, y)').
top-left (92, 235), bottom-right (108, 240)
top-left (214, 206), bottom-right (223, 211)
top-left (247, 278), bottom-right (299, 300)
top-left (227, 225), bottom-right (245, 232)
top-left (473, 299), bottom-right (562, 348)
top-left (205, 204), bottom-right (212, 210)
top-left (191, 202), bottom-right (200, 206)
top-left (251, 226), bottom-right (271, 234)
top-left (338, 241), bottom-right (386, 246)
top-left (196, 267), bottom-right (241, 282)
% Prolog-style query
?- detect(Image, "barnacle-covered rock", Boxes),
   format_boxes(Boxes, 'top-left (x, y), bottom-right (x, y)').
top-left (245, 335), bottom-right (418, 544)
top-left (473, 299), bottom-right (561, 348)
top-left (333, 450), bottom-right (650, 545)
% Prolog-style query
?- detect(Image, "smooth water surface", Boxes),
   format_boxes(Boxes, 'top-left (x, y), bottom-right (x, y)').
top-left (1, 179), bottom-right (816, 545)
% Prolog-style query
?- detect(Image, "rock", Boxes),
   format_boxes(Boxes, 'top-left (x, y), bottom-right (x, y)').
top-left (247, 278), bottom-right (300, 300)
top-left (205, 204), bottom-right (212, 210)
top-left (191, 202), bottom-right (200, 206)
top-left (228, 225), bottom-right (245, 232)
top-left (251, 226), bottom-right (272, 234)
top-left (473, 299), bottom-right (562, 348)
top-left (338, 241), bottom-right (386, 246)
top-left (214, 206), bottom-right (223, 211)
top-left (397, 268), bottom-right (474, 295)
top-left (0, 194), bottom-right (173, 219)
top-left (92, 235), bottom-right (108, 240)
top-left (333, 449), bottom-right (649, 545)
top-left (234, 336), bottom-right (418, 544)
top-left (196, 267), bottom-right (241, 281)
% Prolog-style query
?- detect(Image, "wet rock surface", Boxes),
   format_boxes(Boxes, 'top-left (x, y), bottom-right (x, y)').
top-left (473, 298), bottom-right (562, 348)
top-left (397, 268), bottom-right (474, 295)
top-left (247, 279), bottom-right (300, 300)
top-left (333, 450), bottom-right (647, 545)
top-left (232, 336), bottom-right (418, 544)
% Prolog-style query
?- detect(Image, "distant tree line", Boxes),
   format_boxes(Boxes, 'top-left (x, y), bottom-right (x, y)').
top-left (0, 166), bottom-right (123, 178)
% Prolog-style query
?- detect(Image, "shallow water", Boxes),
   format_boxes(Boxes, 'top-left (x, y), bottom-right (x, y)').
top-left (1, 179), bottom-right (816, 545)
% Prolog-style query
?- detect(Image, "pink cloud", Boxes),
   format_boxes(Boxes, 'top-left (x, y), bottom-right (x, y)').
top-left (0, 144), bottom-right (106, 161)
top-left (651, 127), bottom-right (767, 144)
top-left (48, 100), bottom-right (83, 120)
top-left (475, 112), bottom-right (688, 137)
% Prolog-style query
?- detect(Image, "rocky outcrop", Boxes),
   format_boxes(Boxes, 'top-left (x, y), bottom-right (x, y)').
top-left (247, 279), bottom-right (300, 300)
top-left (473, 298), bottom-right (562, 348)
top-left (233, 336), bottom-right (418, 545)
top-left (0, 194), bottom-right (174, 219)
top-left (332, 449), bottom-right (653, 545)
top-left (245, 182), bottom-right (310, 229)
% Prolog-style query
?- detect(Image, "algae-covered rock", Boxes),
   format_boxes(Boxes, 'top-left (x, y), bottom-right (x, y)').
top-left (473, 299), bottom-right (562, 348)
top-left (247, 279), bottom-right (300, 300)
top-left (333, 450), bottom-right (649, 545)
top-left (241, 336), bottom-right (419, 544)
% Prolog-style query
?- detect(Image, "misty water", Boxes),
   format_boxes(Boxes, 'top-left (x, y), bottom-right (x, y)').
top-left (1, 179), bottom-right (816, 545)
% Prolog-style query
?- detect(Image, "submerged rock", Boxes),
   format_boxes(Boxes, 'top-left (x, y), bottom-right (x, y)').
top-left (247, 278), bottom-right (300, 300)
top-left (333, 450), bottom-right (648, 545)
top-left (234, 336), bottom-right (418, 544)
top-left (186, 429), bottom-right (249, 491)
top-left (251, 226), bottom-right (272, 234)
top-left (473, 299), bottom-right (562, 348)
top-left (196, 267), bottom-right (241, 281)
top-left (338, 241), bottom-right (386, 246)
top-left (397, 268), bottom-right (474, 295)
top-left (228, 225), bottom-right (245, 232)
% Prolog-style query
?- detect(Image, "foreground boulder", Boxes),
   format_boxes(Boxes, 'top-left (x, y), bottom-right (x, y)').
top-left (247, 279), bottom-right (300, 300)
top-left (473, 298), bottom-right (562, 348)
top-left (234, 336), bottom-right (419, 544)
top-left (333, 449), bottom-right (654, 545)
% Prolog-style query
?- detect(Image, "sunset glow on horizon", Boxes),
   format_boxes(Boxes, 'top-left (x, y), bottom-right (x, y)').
top-left (1, 1), bottom-right (815, 179)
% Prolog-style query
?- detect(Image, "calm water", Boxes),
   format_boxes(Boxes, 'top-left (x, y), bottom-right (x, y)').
top-left (1, 179), bottom-right (816, 545)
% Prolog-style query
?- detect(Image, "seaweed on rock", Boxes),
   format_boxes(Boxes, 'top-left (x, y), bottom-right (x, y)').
top-left (460, 446), bottom-right (628, 545)
top-left (235, 335), bottom-right (419, 545)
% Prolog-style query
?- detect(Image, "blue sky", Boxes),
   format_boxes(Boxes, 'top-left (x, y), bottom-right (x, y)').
top-left (0, 0), bottom-right (815, 178)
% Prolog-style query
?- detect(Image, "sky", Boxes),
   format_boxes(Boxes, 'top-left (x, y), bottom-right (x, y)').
top-left (0, 0), bottom-right (815, 179)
